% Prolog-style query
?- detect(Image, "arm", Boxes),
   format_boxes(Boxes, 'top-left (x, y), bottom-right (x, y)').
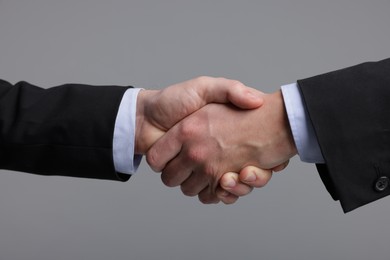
top-left (298, 58), bottom-right (390, 212)
top-left (0, 77), bottom-right (264, 189)
top-left (220, 58), bottom-right (390, 212)
top-left (0, 79), bottom-right (131, 181)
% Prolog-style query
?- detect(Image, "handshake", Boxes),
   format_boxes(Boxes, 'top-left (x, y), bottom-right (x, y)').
top-left (135, 77), bottom-right (298, 204)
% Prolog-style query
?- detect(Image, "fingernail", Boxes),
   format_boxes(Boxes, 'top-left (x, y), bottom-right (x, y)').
top-left (222, 178), bottom-right (236, 188)
top-left (244, 172), bottom-right (256, 182)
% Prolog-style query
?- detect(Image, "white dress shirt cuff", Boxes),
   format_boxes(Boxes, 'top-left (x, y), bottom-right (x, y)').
top-left (281, 83), bottom-right (325, 163)
top-left (113, 88), bottom-right (143, 174)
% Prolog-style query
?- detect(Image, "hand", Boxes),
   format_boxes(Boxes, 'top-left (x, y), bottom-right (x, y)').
top-left (135, 76), bottom-right (265, 154)
top-left (135, 77), bottom-right (265, 203)
top-left (217, 161), bottom-right (289, 204)
top-left (147, 90), bottom-right (297, 203)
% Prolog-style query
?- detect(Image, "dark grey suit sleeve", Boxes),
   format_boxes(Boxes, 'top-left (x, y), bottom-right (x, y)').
top-left (0, 79), bottom-right (131, 181)
top-left (297, 58), bottom-right (390, 212)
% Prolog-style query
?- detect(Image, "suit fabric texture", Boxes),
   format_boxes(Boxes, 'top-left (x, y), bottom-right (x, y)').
top-left (0, 80), bottom-right (131, 182)
top-left (298, 58), bottom-right (390, 212)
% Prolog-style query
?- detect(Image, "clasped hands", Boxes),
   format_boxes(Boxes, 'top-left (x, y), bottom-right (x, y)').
top-left (135, 77), bottom-right (297, 204)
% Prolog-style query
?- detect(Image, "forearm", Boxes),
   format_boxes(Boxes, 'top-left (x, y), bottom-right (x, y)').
top-left (297, 58), bottom-right (390, 212)
top-left (0, 79), bottom-right (131, 181)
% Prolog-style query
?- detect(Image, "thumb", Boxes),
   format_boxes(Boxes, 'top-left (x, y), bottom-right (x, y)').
top-left (200, 77), bottom-right (265, 109)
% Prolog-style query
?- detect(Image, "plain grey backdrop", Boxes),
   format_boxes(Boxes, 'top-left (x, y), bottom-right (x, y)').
top-left (0, 1), bottom-right (389, 259)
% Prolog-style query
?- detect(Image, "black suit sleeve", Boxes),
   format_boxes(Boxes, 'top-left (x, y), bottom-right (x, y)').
top-left (297, 58), bottom-right (390, 212)
top-left (0, 79), bottom-right (131, 182)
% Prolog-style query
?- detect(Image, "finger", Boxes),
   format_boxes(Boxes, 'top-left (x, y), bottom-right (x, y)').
top-left (216, 186), bottom-right (239, 205)
top-left (160, 152), bottom-right (194, 187)
top-left (180, 171), bottom-right (210, 197)
top-left (161, 169), bottom-right (192, 188)
top-left (272, 160), bottom-right (290, 172)
top-left (146, 124), bottom-right (182, 172)
top-left (239, 166), bottom-right (273, 188)
top-left (197, 77), bottom-right (264, 109)
top-left (197, 186), bottom-right (220, 204)
top-left (220, 172), bottom-right (254, 196)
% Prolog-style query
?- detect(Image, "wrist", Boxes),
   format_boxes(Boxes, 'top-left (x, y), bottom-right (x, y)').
top-left (274, 90), bottom-right (298, 159)
top-left (263, 91), bottom-right (297, 166)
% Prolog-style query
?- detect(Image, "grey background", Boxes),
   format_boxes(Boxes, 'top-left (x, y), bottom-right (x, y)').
top-left (0, 1), bottom-right (389, 259)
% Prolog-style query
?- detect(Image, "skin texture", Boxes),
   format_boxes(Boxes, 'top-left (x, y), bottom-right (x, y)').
top-left (135, 77), bottom-right (264, 154)
top-left (217, 161), bottom-right (290, 204)
top-left (147, 91), bottom-right (297, 203)
top-left (134, 77), bottom-right (275, 203)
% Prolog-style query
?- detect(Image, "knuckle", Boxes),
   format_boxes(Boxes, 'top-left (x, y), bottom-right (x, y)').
top-left (231, 79), bottom-right (243, 87)
top-left (179, 121), bottom-right (197, 139)
top-left (186, 147), bottom-right (206, 164)
top-left (230, 79), bottom-right (244, 89)
top-left (195, 76), bottom-right (211, 84)
top-left (146, 151), bottom-right (162, 172)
